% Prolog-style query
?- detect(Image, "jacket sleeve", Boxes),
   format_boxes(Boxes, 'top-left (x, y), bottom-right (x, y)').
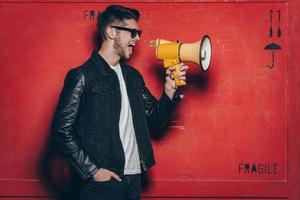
top-left (51, 68), bottom-right (99, 182)
top-left (136, 71), bottom-right (180, 129)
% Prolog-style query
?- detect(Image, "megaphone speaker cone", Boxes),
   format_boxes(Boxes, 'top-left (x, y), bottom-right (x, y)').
top-left (179, 35), bottom-right (212, 71)
top-left (200, 35), bottom-right (212, 71)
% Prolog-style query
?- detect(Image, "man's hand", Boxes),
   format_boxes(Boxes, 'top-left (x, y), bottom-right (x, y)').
top-left (93, 168), bottom-right (122, 182)
top-left (165, 63), bottom-right (189, 100)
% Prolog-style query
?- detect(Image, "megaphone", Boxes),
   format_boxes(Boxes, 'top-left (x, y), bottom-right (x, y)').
top-left (150, 35), bottom-right (212, 86)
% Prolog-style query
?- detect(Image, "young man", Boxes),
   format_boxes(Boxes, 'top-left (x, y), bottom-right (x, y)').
top-left (52, 4), bottom-right (188, 200)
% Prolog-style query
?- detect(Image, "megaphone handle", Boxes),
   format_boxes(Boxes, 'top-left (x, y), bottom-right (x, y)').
top-left (172, 64), bottom-right (186, 87)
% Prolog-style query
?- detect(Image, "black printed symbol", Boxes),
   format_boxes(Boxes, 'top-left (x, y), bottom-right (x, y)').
top-left (264, 10), bottom-right (282, 69)
top-left (264, 43), bottom-right (281, 69)
top-left (269, 10), bottom-right (273, 38)
top-left (277, 10), bottom-right (281, 38)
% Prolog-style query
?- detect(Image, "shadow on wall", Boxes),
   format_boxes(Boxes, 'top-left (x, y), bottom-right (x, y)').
top-left (39, 140), bottom-right (80, 200)
top-left (151, 62), bottom-right (211, 92)
top-left (149, 63), bottom-right (211, 141)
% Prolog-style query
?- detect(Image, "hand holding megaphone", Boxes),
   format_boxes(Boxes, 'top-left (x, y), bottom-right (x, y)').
top-left (150, 36), bottom-right (212, 87)
top-left (166, 63), bottom-right (189, 89)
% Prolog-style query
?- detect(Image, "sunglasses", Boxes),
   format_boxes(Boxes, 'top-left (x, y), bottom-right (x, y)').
top-left (110, 25), bottom-right (142, 39)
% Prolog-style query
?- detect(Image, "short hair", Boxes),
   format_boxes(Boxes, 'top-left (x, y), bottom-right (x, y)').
top-left (97, 5), bottom-right (140, 46)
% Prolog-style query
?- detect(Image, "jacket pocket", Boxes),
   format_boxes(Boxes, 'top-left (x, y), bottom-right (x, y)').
top-left (92, 85), bottom-right (114, 94)
top-left (91, 84), bottom-right (114, 115)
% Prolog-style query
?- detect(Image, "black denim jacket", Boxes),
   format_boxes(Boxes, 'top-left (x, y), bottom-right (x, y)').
top-left (52, 50), bottom-right (178, 182)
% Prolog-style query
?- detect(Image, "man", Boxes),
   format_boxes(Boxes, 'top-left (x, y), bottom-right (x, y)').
top-left (52, 4), bottom-right (188, 200)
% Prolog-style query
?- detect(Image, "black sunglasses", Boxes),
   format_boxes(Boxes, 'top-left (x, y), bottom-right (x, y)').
top-left (110, 25), bottom-right (142, 38)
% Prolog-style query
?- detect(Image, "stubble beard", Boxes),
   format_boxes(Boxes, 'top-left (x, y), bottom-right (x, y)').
top-left (113, 35), bottom-right (127, 60)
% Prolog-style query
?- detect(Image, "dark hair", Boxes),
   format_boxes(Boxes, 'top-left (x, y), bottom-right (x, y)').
top-left (97, 5), bottom-right (140, 47)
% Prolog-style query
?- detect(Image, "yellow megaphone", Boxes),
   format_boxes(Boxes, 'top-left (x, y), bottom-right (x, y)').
top-left (150, 35), bottom-right (212, 86)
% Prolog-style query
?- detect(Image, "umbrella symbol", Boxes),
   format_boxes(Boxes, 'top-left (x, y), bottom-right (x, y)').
top-left (264, 43), bottom-right (281, 68)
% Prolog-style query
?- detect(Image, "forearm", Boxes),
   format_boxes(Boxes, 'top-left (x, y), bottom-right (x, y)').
top-left (52, 68), bottom-right (99, 181)
top-left (52, 120), bottom-right (99, 181)
top-left (146, 90), bottom-right (179, 129)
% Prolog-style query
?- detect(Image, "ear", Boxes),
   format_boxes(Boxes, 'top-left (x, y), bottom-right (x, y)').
top-left (105, 26), bottom-right (116, 40)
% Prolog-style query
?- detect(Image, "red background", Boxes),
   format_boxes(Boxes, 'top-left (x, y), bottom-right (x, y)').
top-left (0, 0), bottom-right (299, 199)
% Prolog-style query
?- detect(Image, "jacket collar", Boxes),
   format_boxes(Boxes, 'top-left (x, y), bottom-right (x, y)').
top-left (90, 50), bottom-right (129, 78)
top-left (91, 50), bottom-right (112, 76)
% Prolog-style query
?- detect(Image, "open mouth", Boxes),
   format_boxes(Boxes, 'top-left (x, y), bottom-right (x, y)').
top-left (128, 44), bottom-right (135, 54)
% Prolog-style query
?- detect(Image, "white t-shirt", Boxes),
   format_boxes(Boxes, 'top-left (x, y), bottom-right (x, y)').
top-left (110, 63), bottom-right (141, 175)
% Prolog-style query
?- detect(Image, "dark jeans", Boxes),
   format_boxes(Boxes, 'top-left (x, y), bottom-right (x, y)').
top-left (80, 174), bottom-right (141, 200)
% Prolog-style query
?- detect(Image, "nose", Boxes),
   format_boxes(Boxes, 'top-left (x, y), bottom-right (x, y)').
top-left (133, 34), bottom-right (140, 41)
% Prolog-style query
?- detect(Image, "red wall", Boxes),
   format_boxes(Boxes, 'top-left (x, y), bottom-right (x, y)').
top-left (0, 0), bottom-right (299, 199)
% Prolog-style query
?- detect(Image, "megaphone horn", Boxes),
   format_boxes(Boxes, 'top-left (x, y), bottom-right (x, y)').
top-left (179, 35), bottom-right (212, 71)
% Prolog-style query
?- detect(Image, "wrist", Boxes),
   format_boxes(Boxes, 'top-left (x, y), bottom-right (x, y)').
top-left (165, 88), bottom-right (176, 100)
